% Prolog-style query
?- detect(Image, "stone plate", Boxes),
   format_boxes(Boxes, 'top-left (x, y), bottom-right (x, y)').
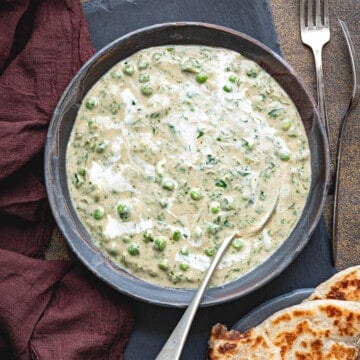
top-left (44, 22), bottom-right (329, 307)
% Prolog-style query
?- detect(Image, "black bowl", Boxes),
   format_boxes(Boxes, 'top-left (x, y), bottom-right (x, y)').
top-left (45, 22), bottom-right (329, 307)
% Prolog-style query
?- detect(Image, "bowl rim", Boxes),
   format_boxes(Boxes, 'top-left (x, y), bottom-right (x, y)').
top-left (45, 21), bottom-right (330, 307)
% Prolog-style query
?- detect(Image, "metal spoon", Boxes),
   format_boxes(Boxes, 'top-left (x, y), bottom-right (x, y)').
top-left (332, 20), bottom-right (360, 265)
top-left (155, 191), bottom-right (279, 360)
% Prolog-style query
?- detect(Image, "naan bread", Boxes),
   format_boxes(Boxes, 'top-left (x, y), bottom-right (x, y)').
top-left (208, 300), bottom-right (360, 359)
top-left (306, 265), bottom-right (360, 302)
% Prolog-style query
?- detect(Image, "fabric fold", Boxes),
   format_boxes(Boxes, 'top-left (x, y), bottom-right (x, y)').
top-left (0, 1), bottom-right (134, 358)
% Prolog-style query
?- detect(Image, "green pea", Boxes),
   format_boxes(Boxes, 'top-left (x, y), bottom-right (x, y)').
top-left (179, 263), bottom-right (189, 271)
top-left (195, 73), bottom-right (208, 84)
top-left (127, 243), bottom-right (140, 256)
top-left (95, 140), bottom-right (108, 153)
top-left (110, 101), bottom-right (121, 115)
top-left (117, 204), bottom-right (131, 221)
top-left (172, 230), bottom-right (182, 241)
top-left (143, 230), bottom-right (153, 243)
top-left (210, 201), bottom-right (221, 214)
top-left (93, 207), bottom-right (105, 220)
top-left (85, 97), bottom-right (98, 110)
top-left (153, 236), bottom-right (167, 251)
top-left (205, 248), bottom-right (215, 257)
top-left (229, 74), bottom-right (237, 83)
top-left (110, 70), bottom-right (122, 79)
top-left (180, 59), bottom-right (201, 74)
top-left (152, 53), bottom-right (162, 63)
top-left (281, 119), bottom-right (292, 131)
top-left (123, 64), bottom-right (134, 76)
top-left (280, 151), bottom-right (290, 161)
top-left (161, 178), bottom-right (176, 191)
top-left (139, 72), bottom-right (150, 83)
top-left (223, 84), bottom-right (233, 93)
top-left (141, 83), bottom-right (153, 96)
top-left (190, 188), bottom-right (202, 201)
top-left (138, 59), bottom-right (149, 70)
top-left (180, 246), bottom-right (189, 256)
top-left (158, 259), bottom-right (169, 271)
top-left (207, 223), bottom-right (220, 235)
top-left (231, 239), bottom-right (243, 250)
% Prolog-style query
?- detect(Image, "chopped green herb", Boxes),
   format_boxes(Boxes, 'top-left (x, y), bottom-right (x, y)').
top-left (206, 154), bottom-right (217, 165)
top-left (117, 204), bottom-right (131, 221)
top-left (197, 129), bottom-right (205, 138)
top-left (268, 108), bottom-right (284, 118)
top-left (96, 140), bottom-right (109, 153)
top-left (172, 230), bottom-right (182, 241)
top-left (143, 230), bottom-right (153, 243)
top-left (77, 168), bottom-right (86, 176)
top-left (180, 58), bottom-right (201, 74)
top-left (246, 69), bottom-right (258, 78)
top-left (205, 248), bottom-right (215, 257)
top-left (158, 259), bottom-right (169, 271)
top-left (215, 179), bottom-right (227, 188)
top-left (223, 219), bottom-right (234, 228)
top-left (167, 124), bottom-right (176, 134)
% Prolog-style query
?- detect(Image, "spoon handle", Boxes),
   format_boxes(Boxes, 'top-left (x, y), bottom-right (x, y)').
top-left (155, 234), bottom-right (236, 360)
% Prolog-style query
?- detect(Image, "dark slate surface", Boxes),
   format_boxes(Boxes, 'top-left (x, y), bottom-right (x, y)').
top-left (82, 1), bottom-right (335, 359)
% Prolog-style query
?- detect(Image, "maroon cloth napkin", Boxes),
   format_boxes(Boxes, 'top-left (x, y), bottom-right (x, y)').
top-left (0, 1), bottom-right (134, 359)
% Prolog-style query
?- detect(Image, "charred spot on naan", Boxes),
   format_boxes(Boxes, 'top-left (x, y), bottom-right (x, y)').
top-left (325, 278), bottom-right (360, 301)
top-left (307, 266), bottom-right (360, 302)
top-left (294, 340), bottom-right (358, 360)
top-left (320, 304), bottom-right (360, 337)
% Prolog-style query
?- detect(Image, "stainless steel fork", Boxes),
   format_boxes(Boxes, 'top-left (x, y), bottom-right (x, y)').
top-left (300, 0), bottom-right (330, 140)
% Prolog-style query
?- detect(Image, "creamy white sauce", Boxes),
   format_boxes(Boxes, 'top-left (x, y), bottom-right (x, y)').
top-left (66, 45), bottom-right (311, 288)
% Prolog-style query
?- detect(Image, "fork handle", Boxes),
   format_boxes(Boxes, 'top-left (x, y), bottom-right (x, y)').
top-left (313, 47), bottom-right (330, 143)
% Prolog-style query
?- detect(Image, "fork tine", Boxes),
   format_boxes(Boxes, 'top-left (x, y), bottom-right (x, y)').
top-left (315, 0), bottom-right (322, 26)
top-left (307, 0), bottom-right (314, 28)
top-left (300, 0), bottom-right (306, 30)
top-left (324, 0), bottom-right (329, 27)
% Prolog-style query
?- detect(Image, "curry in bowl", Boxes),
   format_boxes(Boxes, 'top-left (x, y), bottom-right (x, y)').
top-left (66, 45), bottom-right (311, 288)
